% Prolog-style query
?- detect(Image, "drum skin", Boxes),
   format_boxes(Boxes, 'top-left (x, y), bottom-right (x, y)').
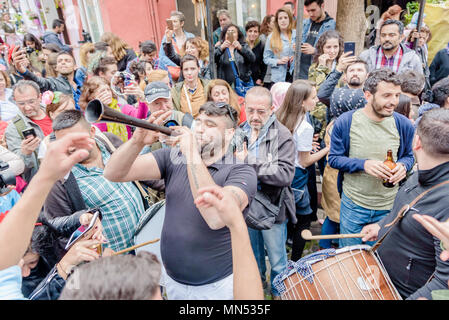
top-left (281, 246), bottom-right (402, 300)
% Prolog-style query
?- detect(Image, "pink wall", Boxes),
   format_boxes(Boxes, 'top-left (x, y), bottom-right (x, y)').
top-left (98, 0), bottom-right (176, 52)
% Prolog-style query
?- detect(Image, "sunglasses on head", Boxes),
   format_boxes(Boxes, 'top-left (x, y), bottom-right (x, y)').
top-left (215, 102), bottom-right (236, 124)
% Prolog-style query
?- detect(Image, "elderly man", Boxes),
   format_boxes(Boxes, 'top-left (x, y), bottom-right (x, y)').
top-left (5, 80), bottom-right (53, 182)
top-left (236, 86), bottom-right (296, 299)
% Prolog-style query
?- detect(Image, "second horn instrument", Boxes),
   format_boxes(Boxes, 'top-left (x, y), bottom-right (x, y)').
top-left (85, 99), bottom-right (174, 136)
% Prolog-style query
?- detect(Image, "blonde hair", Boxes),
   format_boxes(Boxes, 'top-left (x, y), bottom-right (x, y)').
top-left (100, 32), bottom-right (130, 62)
top-left (206, 79), bottom-right (241, 114)
top-left (79, 42), bottom-right (96, 68)
top-left (147, 70), bottom-right (169, 83)
top-left (270, 7), bottom-right (294, 55)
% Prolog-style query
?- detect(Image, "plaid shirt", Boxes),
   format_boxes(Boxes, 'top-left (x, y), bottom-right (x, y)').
top-left (375, 46), bottom-right (403, 73)
top-left (71, 139), bottom-right (144, 252)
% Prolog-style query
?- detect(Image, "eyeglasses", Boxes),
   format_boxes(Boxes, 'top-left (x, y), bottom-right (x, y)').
top-left (215, 102), bottom-right (236, 124)
top-left (246, 107), bottom-right (268, 116)
top-left (15, 98), bottom-right (39, 107)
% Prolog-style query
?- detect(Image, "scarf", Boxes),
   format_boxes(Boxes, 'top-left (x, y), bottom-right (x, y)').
top-left (375, 46), bottom-right (403, 73)
top-left (106, 99), bottom-right (129, 142)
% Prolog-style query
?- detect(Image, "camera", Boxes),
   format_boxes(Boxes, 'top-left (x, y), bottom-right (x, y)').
top-left (0, 161), bottom-right (16, 194)
top-left (78, 29), bottom-right (92, 44)
top-left (25, 46), bottom-right (34, 54)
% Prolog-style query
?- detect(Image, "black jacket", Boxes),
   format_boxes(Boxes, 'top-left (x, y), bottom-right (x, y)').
top-left (20, 69), bottom-right (75, 95)
top-left (214, 43), bottom-right (256, 85)
top-left (429, 48), bottom-right (449, 87)
top-left (117, 48), bottom-right (137, 72)
top-left (248, 39), bottom-right (267, 83)
top-left (377, 161), bottom-right (449, 300)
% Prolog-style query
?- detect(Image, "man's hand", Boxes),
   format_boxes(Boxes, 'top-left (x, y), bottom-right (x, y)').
top-left (361, 223), bottom-right (381, 242)
top-left (364, 160), bottom-right (393, 180)
top-left (95, 87), bottom-right (113, 106)
top-left (79, 213), bottom-right (108, 244)
top-left (387, 162), bottom-right (407, 186)
top-left (165, 27), bottom-right (174, 43)
top-left (194, 185), bottom-right (243, 230)
top-left (164, 126), bottom-right (198, 160)
top-left (21, 136), bottom-right (41, 156)
top-left (301, 43), bottom-right (316, 55)
top-left (11, 46), bottom-right (29, 74)
top-left (413, 214), bottom-right (449, 261)
top-left (234, 142), bottom-right (248, 162)
top-left (130, 110), bottom-right (172, 147)
top-left (336, 52), bottom-right (358, 73)
top-left (38, 132), bottom-right (95, 182)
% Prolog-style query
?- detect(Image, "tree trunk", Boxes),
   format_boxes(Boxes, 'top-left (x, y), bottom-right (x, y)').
top-left (336, 0), bottom-right (367, 55)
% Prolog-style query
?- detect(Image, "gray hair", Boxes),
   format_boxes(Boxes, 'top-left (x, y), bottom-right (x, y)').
top-left (12, 80), bottom-right (40, 99)
top-left (170, 10), bottom-right (185, 23)
top-left (245, 86), bottom-right (273, 107)
top-left (217, 9), bottom-right (231, 19)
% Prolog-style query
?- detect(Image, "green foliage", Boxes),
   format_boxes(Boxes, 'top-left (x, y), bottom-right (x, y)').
top-left (404, 1), bottom-right (419, 25)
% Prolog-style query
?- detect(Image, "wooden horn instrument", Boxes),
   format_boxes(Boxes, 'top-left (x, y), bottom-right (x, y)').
top-left (85, 99), bottom-right (174, 136)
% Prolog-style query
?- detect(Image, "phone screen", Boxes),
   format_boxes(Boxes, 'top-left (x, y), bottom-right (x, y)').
top-left (344, 42), bottom-right (356, 56)
top-left (166, 19), bottom-right (173, 30)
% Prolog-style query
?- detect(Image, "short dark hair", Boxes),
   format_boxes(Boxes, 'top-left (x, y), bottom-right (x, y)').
top-left (305, 0), bottom-right (324, 6)
top-left (52, 110), bottom-right (90, 132)
top-left (245, 20), bottom-right (260, 32)
top-left (180, 54), bottom-right (199, 70)
top-left (198, 101), bottom-right (239, 128)
top-left (417, 108), bottom-right (449, 156)
top-left (345, 58), bottom-right (369, 73)
top-left (42, 43), bottom-right (62, 53)
top-left (364, 68), bottom-right (402, 94)
top-left (380, 19), bottom-right (404, 35)
top-left (59, 252), bottom-right (161, 300)
top-left (139, 40), bottom-right (157, 55)
top-left (93, 56), bottom-right (116, 76)
top-left (431, 77), bottom-right (449, 108)
top-left (52, 19), bottom-right (65, 29)
top-left (56, 51), bottom-right (75, 62)
top-left (399, 70), bottom-right (425, 96)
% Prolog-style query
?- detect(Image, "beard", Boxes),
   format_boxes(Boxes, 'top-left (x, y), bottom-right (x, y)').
top-left (348, 76), bottom-right (361, 86)
top-left (372, 96), bottom-right (395, 119)
top-left (381, 41), bottom-right (396, 51)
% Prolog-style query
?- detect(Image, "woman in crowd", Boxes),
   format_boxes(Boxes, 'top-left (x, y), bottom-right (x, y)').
top-left (260, 14), bottom-right (275, 89)
top-left (77, 42), bottom-right (96, 81)
top-left (206, 79), bottom-right (245, 124)
top-left (44, 52), bottom-right (59, 79)
top-left (308, 30), bottom-right (344, 140)
top-left (128, 59), bottom-right (153, 91)
top-left (163, 35), bottom-right (211, 81)
top-left (276, 80), bottom-right (329, 261)
top-left (0, 70), bottom-right (19, 122)
top-left (271, 82), bottom-right (291, 112)
top-left (79, 76), bottom-right (133, 141)
top-left (100, 32), bottom-right (137, 72)
top-left (214, 23), bottom-right (255, 92)
top-left (395, 94), bottom-right (414, 124)
top-left (263, 7), bottom-right (296, 84)
top-left (171, 54), bottom-right (209, 118)
top-left (406, 26), bottom-right (432, 90)
top-left (245, 20), bottom-right (267, 87)
top-left (430, 42), bottom-right (449, 87)
top-left (159, 11), bottom-right (195, 62)
top-left (1, 12), bottom-right (16, 45)
top-left (23, 33), bottom-right (45, 73)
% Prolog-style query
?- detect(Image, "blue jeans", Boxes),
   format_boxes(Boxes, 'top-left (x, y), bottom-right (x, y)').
top-left (248, 221), bottom-right (288, 297)
top-left (319, 217), bottom-right (340, 249)
top-left (339, 192), bottom-right (390, 248)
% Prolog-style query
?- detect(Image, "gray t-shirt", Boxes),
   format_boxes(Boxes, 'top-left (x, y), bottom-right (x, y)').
top-left (152, 147), bottom-right (257, 286)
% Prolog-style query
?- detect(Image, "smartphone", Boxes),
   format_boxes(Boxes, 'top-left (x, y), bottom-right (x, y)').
top-left (65, 210), bottom-right (101, 252)
top-left (227, 31), bottom-right (235, 43)
top-left (22, 128), bottom-right (36, 139)
top-left (344, 42), bottom-right (356, 56)
top-left (166, 19), bottom-right (173, 31)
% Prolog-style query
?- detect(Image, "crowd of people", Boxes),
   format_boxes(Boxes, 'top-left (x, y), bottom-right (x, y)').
top-left (1, 0), bottom-right (449, 301)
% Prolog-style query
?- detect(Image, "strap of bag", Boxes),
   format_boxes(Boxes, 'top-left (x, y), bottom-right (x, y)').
top-left (371, 180), bottom-right (449, 252)
top-left (182, 85), bottom-right (194, 115)
top-left (226, 48), bottom-right (241, 80)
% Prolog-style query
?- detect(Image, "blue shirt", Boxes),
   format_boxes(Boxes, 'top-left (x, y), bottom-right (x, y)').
top-left (0, 266), bottom-right (26, 300)
top-left (72, 73), bottom-right (84, 110)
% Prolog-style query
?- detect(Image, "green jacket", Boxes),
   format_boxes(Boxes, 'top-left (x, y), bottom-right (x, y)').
top-left (308, 63), bottom-right (332, 139)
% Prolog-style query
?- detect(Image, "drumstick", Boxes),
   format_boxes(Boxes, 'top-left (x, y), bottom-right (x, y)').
top-left (301, 229), bottom-right (365, 240)
top-left (112, 238), bottom-right (160, 256)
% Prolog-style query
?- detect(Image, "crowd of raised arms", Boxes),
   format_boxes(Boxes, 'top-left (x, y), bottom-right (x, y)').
top-left (1, 0), bottom-right (449, 302)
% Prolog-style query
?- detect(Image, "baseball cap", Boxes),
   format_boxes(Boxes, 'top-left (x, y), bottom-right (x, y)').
top-left (144, 82), bottom-right (171, 104)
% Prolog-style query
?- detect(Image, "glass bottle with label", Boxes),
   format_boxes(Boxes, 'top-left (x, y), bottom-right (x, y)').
top-left (383, 149), bottom-right (397, 188)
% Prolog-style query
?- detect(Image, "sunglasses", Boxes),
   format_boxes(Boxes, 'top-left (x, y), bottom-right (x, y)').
top-left (215, 102), bottom-right (236, 124)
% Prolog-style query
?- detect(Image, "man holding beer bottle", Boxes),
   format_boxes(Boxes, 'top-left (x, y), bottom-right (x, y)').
top-left (328, 68), bottom-right (415, 247)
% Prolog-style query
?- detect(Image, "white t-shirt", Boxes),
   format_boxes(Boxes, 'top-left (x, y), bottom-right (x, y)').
top-left (293, 118), bottom-right (314, 169)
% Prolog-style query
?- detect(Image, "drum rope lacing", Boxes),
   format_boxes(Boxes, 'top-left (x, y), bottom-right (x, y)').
top-left (273, 249), bottom-right (337, 295)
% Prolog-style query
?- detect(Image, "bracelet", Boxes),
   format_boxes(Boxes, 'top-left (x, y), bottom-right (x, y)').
top-left (56, 263), bottom-right (68, 280)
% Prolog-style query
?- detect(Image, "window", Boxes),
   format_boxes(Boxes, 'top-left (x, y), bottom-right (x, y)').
top-left (78, 0), bottom-right (103, 42)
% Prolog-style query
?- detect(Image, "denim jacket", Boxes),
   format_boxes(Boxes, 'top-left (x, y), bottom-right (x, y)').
top-left (302, 13), bottom-right (336, 47)
top-left (263, 30), bottom-right (296, 83)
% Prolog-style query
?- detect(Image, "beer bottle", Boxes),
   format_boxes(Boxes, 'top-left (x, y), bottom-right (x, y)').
top-left (382, 149), bottom-right (396, 188)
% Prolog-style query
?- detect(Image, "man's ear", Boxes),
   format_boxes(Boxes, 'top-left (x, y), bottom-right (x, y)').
top-left (89, 125), bottom-right (96, 137)
top-left (413, 133), bottom-right (422, 152)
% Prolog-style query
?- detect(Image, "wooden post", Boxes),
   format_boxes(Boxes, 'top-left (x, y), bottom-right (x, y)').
top-left (205, 0), bottom-right (217, 79)
top-left (293, 0), bottom-right (305, 80)
top-left (336, 0), bottom-right (366, 56)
